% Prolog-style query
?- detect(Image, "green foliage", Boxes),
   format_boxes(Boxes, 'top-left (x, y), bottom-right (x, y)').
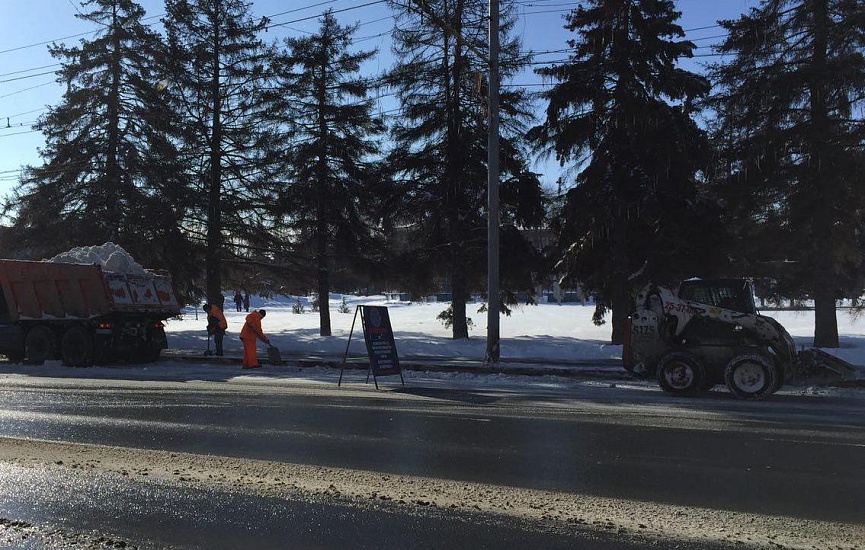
top-left (292, 297), bottom-right (305, 314)
top-left (338, 296), bottom-right (351, 314)
top-left (268, 10), bottom-right (386, 337)
top-left (386, 0), bottom-right (546, 339)
top-left (708, 0), bottom-right (865, 347)
top-left (163, 0), bottom-right (277, 304)
top-left (436, 305), bottom-right (473, 331)
top-left (530, 0), bottom-right (714, 343)
top-left (2, 0), bottom-right (199, 295)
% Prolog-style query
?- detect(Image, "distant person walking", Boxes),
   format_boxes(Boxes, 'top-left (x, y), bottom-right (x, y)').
top-left (233, 291), bottom-right (243, 312)
top-left (203, 302), bottom-right (228, 356)
top-left (239, 309), bottom-right (269, 369)
top-left (243, 292), bottom-right (250, 312)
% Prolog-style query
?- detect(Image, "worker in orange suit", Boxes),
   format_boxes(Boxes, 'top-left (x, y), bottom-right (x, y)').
top-left (203, 302), bottom-right (228, 356)
top-left (239, 309), bottom-right (268, 369)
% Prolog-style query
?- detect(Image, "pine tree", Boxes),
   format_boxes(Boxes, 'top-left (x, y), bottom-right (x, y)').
top-left (3, 0), bottom-right (195, 285)
top-left (269, 11), bottom-right (386, 337)
top-left (386, 0), bottom-right (544, 339)
top-left (709, 0), bottom-right (865, 348)
top-left (163, 0), bottom-right (274, 306)
top-left (530, 0), bottom-right (714, 344)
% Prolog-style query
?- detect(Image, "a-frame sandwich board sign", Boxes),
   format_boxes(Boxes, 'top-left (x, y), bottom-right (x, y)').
top-left (339, 305), bottom-right (404, 389)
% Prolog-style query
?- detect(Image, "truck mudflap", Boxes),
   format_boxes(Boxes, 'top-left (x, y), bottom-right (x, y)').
top-left (796, 348), bottom-right (862, 384)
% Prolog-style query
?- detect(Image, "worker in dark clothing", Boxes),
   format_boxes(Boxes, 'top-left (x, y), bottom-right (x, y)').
top-left (233, 291), bottom-right (243, 312)
top-left (203, 302), bottom-right (228, 356)
top-left (243, 292), bottom-right (250, 312)
top-left (239, 309), bottom-right (268, 369)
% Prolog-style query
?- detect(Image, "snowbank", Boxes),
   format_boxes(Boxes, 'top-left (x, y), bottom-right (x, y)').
top-left (49, 242), bottom-right (149, 276)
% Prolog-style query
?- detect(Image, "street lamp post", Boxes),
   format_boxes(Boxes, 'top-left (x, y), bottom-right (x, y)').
top-left (409, 0), bottom-right (501, 363)
top-left (484, 0), bottom-right (500, 364)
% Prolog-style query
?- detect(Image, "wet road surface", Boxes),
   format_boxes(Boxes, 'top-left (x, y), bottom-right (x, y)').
top-left (0, 459), bottom-right (742, 550)
top-left (0, 368), bottom-right (863, 548)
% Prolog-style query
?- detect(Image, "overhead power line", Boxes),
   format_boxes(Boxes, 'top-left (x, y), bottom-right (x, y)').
top-left (267, 0), bottom-right (389, 30)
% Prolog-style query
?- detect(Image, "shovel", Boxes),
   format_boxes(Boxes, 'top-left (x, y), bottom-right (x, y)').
top-left (204, 332), bottom-right (214, 357)
top-left (267, 343), bottom-right (281, 365)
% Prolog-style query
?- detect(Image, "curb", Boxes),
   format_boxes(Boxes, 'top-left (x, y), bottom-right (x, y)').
top-left (160, 349), bottom-right (630, 380)
top-left (160, 349), bottom-right (865, 387)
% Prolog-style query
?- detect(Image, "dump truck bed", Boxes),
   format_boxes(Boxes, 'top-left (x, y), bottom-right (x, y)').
top-left (0, 259), bottom-right (180, 322)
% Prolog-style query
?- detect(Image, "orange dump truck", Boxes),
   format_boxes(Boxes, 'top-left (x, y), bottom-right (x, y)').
top-left (0, 259), bottom-right (181, 366)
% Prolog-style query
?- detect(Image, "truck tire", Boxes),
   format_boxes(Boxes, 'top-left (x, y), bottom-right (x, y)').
top-left (724, 354), bottom-right (777, 400)
top-left (24, 326), bottom-right (53, 365)
top-left (61, 325), bottom-right (93, 367)
top-left (143, 346), bottom-right (161, 363)
top-left (656, 352), bottom-right (705, 396)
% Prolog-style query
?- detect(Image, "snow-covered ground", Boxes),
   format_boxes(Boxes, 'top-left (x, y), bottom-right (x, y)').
top-left (165, 293), bottom-right (865, 379)
top-left (43, 243), bottom-right (865, 377)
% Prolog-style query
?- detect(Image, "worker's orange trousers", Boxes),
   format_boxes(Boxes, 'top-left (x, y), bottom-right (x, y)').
top-left (241, 337), bottom-right (258, 368)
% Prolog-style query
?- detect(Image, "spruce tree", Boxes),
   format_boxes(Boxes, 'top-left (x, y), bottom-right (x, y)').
top-left (269, 11), bottom-right (386, 336)
top-left (3, 0), bottom-right (194, 282)
top-left (530, 0), bottom-right (714, 344)
top-left (709, 0), bottom-right (865, 347)
top-left (387, 0), bottom-right (544, 339)
top-left (162, 0), bottom-right (274, 306)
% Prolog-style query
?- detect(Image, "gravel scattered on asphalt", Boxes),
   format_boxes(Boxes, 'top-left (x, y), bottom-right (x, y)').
top-left (0, 436), bottom-right (862, 550)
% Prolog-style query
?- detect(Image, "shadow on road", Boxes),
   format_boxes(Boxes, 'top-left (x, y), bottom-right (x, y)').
top-left (390, 386), bottom-right (502, 405)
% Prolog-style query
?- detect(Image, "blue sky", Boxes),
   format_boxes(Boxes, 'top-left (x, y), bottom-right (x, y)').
top-left (0, 0), bottom-right (758, 199)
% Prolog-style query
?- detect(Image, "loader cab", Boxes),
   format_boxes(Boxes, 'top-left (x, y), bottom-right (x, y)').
top-left (677, 279), bottom-right (756, 314)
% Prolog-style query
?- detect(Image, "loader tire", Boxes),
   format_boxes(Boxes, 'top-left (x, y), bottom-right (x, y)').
top-left (656, 352), bottom-right (705, 396)
top-left (725, 354), bottom-right (777, 400)
top-left (24, 326), bottom-right (53, 365)
top-left (61, 325), bottom-right (93, 367)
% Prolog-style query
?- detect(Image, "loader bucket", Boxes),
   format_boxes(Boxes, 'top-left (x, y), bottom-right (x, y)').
top-left (796, 348), bottom-right (863, 385)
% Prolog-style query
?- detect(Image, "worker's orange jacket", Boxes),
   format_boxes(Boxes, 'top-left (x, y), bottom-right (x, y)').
top-left (210, 304), bottom-right (228, 330)
top-left (240, 310), bottom-right (267, 343)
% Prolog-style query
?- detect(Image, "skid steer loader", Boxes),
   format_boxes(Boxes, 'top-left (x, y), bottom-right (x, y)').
top-left (623, 279), bottom-right (859, 400)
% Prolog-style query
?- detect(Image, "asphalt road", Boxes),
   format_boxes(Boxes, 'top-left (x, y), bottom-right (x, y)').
top-left (0, 365), bottom-right (863, 549)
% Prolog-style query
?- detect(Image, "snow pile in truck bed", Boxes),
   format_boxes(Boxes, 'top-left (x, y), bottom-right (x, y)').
top-left (49, 242), bottom-right (149, 276)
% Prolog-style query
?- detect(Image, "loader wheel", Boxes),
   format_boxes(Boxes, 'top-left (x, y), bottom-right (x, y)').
top-left (724, 354), bottom-right (777, 400)
top-left (24, 326), bottom-right (53, 365)
top-left (61, 325), bottom-right (93, 367)
top-left (656, 352), bottom-right (705, 396)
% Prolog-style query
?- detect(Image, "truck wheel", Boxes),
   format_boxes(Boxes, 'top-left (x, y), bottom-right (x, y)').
top-left (61, 325), bottom-right (93, 367)
top-left (725, 354), bottom-right (777, 400)
top-left (656, 352), bottom-right (705, 396)
top-left (24, 326), bottom-right (53, 365)
top-left (143, 347), bottom-right (161, 363)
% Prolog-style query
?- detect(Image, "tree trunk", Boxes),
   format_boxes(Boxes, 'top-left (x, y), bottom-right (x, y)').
top-left (317, 261), bottom-right (331, 337)
top-left (451, 266), bottom-right (469, 339)
top-left (315, 30), bottom-right (332, 337)
top-left (813, 286), bottom-right (839, 348)
top-left (105, 2), bottom-right (122, 239)
top-left (609, 207), bottom-right (630, 345)
top-left (808, 0), bottom-right (838, 349)
top-left (610, 273), bottom-right (629, 345)
top-left (205, 14), bottom-right (222, 306)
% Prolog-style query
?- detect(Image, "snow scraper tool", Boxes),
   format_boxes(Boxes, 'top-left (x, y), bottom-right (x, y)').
top-left (267, 343), bottom-right (281, 366)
